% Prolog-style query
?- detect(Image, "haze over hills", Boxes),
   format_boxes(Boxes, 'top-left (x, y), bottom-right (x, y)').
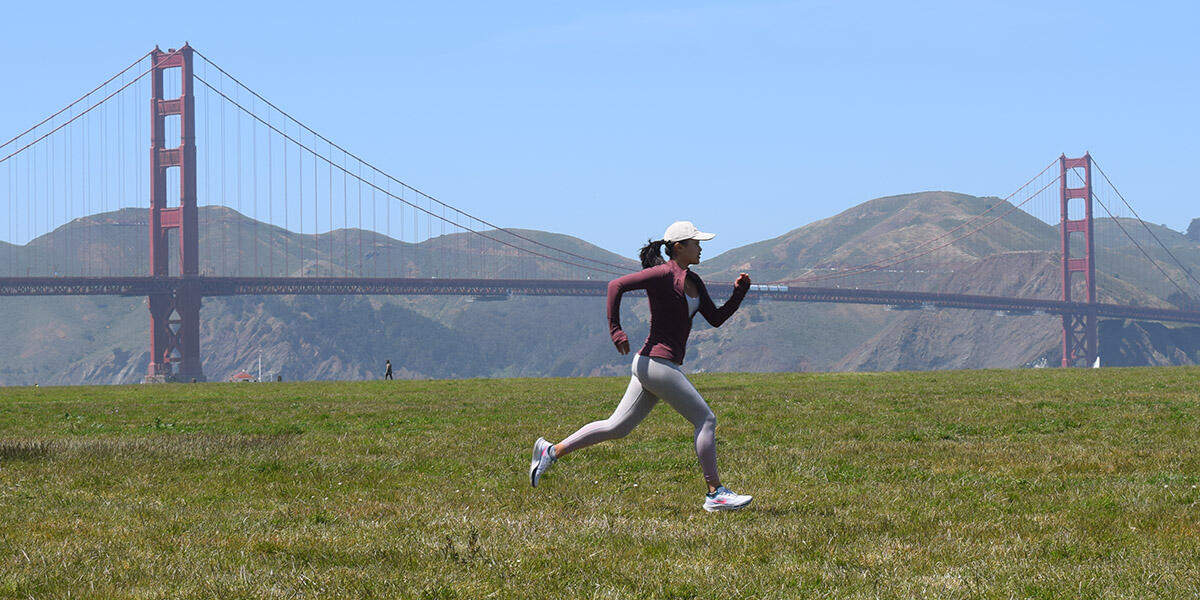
top-left (2, 193), bottom-right (1199, 386)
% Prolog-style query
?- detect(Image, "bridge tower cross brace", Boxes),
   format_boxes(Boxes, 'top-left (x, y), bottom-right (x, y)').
top-left (145, 45), bottom-right (204, 382)
top-left (1059, 153), bottom-right (1098, 368)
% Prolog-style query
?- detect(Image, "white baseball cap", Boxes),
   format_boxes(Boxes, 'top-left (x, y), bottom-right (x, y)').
top-left (662, 221), bottom-right (716, 243)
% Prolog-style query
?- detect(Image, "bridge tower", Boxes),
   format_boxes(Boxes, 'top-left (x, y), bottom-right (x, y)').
top-left (145, 45), bottom-right (204, 382)
top-left (1059, 153), bottom-right (1097, 367)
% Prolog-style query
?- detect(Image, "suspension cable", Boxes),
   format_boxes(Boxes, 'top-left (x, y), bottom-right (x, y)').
top-left (0, 49), bottom-right (182, 166)
top-left (0, 51), bottom-right (151, 153)
top-left (1090, 191), bottom-right (1190, 298)
top-left (1075, 166), bottom-right (1194, 299)
top-left (191, 49), bottom-right (631, 272)
top-left (1091, 160), bottom-right (1200, 292)
top-left (194, 74), bottom-right (625, 277)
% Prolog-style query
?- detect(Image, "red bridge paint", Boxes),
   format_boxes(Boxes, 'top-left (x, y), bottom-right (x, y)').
top-left (3, 47), bottom-right (1194, 379)
top-left (146, 45), bottom-right (203, 382)
top-left (1059, 154), bottom-right (1097, 367)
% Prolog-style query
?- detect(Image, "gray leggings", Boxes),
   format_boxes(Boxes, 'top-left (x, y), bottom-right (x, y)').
top-left (557, 354), bottom-right (719, 486)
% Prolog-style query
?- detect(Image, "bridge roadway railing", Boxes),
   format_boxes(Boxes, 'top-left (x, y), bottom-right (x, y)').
top-left (3, 276), bottom-right (1200, 325)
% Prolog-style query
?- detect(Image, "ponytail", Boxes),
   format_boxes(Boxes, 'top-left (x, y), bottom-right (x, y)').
top-left (638, 239), bottom-right (678, 269)
top-left (639, 239), bottom-right (666, 269)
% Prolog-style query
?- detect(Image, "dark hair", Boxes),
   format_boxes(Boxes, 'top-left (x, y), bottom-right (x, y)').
top-left (638, 239), bottom-right (678, 269)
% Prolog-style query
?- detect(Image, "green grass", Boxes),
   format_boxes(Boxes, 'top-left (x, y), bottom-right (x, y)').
top-left (2, 368), bottom-right (1200, 598)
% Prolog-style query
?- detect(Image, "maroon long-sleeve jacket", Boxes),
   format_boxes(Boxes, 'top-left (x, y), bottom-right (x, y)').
top-left (607, 260), bottom-right (750, 365)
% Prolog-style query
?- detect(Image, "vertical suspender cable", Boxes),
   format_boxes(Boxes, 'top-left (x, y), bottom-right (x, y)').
top-left (47, 113), bottom-right (53, 276)
top-left (326, 140), bottom-right (331, 274)
top-left (233, 81), bottom-right (241, 276)
top-left (430, 191), bottom-right (435, 276)
top-left (311, 131), bottom-right (316, 275)
top-left (34, 135), bottom-right (38, 275)
top-left (248, 86), bottom-right (258, 274)
top-left (60, 101), bottom-right (66, 274)
top-left (358, 163), bottom-right (362, 276)
top-left (49, 114), bottom-right (55, 275)
top-left (284, 119), bottom-right (289, 276)
top-left (31, 137), bottom-right (37, 274)
top-left (80, 94), bottom-right (85, 276)
top-left (6, 148), bottom-right (11, 274)
top-left (44, 113), bottom-right (50, 275)
top-left (386, 170), bottom-right (391, 277)
top-left (75, 103), bottom-right (81, 274)
top-left (101, 78), bottom-right (108, 275)
top-left (57, 110), bottom-right (62, 275)
top-left (328, 141), bottom-right (333, 276)
top-left (116, 73), bottom-right (123, 275)
top-left (136, 72), bottom-right (142, 275)
top-left (268, 106), bottom-right (274, 276)
top-left (44, 109), bottom-right (50, 276)
top-left (86, 95), bottom-right (92, 276)
top-left (21, 143), bottom-right (26, 273)
top-left (371, 169), bottom-right (376, 277)
top-left (253, 93), bottom-right (259, 276)
top-left (10, 149), bottom-right (16, 273)
top-left (32, 133), bottom-right (37, 275)
top-left (221, 75), bottom-right (227, 276)
top-left (314, 133), bottom-right (319, 276)
top-left (343, 151), bottom-right (348, 275)
top-left (308, 130), bottom-right (314, 275)
top-left (9, 136), bottom-right (14, 273)
top-left (413, 186), bottom-right (417, 266)
top-left (26, 131), bottom-right (32, 274)
top-left (25, 139), bottom-right (30, 273)
top-left (298, 125), bottom-right (303, 275)
top-left (403, 183), bottom-right (408, 274)
top-left (237, 82), bottom-right (244, 277)
top-left (80, 98), bottom-right (86, 276)
top-left (34, 119), bottom-right (40, 276)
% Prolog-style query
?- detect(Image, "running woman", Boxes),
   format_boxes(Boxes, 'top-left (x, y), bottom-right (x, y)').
top-left (529, 221), bottom-right (754, 512)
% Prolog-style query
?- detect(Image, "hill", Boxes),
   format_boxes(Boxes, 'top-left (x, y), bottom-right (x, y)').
top-left (695, 192), bottom-right (1200, 372)
top-left (0, 206), bottom-right (641, 385)
top-left (2, 195), bottom-right (1200, 384)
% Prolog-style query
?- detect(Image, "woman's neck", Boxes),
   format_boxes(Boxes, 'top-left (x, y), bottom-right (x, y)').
top-left (672, 257), bottom-right (691, 270)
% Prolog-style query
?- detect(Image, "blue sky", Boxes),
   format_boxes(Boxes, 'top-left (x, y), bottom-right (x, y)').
top-left (1, 1), bottom-right (1196, 258)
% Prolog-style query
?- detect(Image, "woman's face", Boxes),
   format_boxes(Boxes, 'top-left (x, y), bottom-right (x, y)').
top-left (672, 239), bottom-right (702, 265)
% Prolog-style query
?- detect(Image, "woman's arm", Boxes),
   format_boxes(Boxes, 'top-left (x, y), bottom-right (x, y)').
top-left (696, 272), bottom-right (751, 327)
top-left (607, 267), bottom-right (662, 352)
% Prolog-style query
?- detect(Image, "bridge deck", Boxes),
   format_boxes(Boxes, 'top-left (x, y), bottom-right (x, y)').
top-left (3, 276), bottom-right (1199, 325)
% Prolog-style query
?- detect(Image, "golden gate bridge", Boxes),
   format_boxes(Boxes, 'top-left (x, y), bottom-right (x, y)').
top-left (3, 44), bottom-right (1200, 382)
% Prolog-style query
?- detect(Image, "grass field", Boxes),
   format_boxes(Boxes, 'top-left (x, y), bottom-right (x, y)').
top-left (1, 367), bottom-right (1199, 599)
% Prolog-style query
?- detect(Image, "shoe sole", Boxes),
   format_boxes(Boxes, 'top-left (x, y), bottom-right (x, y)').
top-left (703, 497), bottom-right (753, 512)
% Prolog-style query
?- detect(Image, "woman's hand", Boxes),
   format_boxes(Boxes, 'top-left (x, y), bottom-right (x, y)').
top-left (615, 339), bottom-right (631, 355)
top-left (735, 273), bottom-right (751, 288)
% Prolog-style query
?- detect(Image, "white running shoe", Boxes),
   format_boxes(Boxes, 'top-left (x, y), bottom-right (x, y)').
top-left (529, 437), bottom-right (556, 487)
top-left (703, 486), bottom-right (753, 512)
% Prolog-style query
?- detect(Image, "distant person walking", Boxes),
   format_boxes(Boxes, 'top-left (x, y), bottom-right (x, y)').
top-left (529, 221), bottom-right (754, 512)
top-left (384, 359), bottom-right (393, 380)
